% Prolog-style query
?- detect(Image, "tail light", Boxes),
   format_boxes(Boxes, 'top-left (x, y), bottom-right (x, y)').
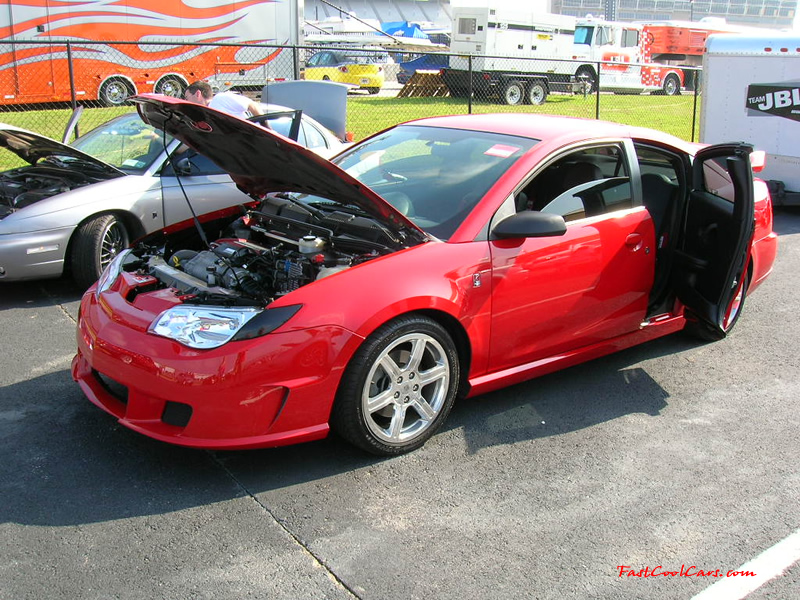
top-left (750, 150), bottom-right (767, 173)
top-left (339, 66), bottom-right (348, 73)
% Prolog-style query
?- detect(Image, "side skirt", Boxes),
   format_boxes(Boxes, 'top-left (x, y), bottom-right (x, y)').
top-left (466, 314), bottom-right (686, 398)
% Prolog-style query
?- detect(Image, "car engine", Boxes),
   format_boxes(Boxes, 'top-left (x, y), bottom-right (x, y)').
top-left (0, 162), bottom-right (117, 218)
top-left (121, 194), bottom-right (416, 306)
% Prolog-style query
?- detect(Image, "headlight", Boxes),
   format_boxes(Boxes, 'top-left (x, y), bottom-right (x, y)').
top-left (148, 304), bottom-right (301, 350)
top-left (96, 249), bottom-right (132, 297)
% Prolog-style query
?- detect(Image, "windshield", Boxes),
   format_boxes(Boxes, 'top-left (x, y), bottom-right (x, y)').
top-left (331, 124), bottom-right (537, 239)
top-left (574, 25), bottom-right (594, 45)
top-left (71, 112), bottom-right (174, 174)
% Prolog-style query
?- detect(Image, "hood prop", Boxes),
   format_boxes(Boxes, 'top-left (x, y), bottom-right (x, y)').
top-left (161, 115), bottom-right (210, 249)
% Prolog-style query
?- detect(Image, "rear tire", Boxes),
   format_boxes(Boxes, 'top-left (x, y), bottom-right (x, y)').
top-left (526, 80), bottom-right (548, 105)
top-left (71, 214), bottom-right (130, 289)
top-left (366, 87), bottom-right (380, 95)
top-left (331, 315), bottom-right (459, 456)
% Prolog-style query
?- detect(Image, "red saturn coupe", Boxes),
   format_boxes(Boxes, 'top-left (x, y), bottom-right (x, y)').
top-left (72, 96), bottom-right (778, 456)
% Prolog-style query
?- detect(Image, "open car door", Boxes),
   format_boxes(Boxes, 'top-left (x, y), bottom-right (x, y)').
top-left (675, 143), bottom-right (756, 339)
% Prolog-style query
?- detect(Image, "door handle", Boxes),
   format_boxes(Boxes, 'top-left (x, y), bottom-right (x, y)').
top-left (625, 233), bottom-right (643, 251)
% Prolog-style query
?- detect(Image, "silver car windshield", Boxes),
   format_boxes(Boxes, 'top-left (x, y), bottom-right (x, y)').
top-left (71, 112), bottom-right (174, 174)
top-left (333, 125), bottom-right (538, 239)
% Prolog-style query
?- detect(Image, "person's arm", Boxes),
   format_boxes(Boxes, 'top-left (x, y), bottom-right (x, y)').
top-left (247, 101), bottom-right (263, 117)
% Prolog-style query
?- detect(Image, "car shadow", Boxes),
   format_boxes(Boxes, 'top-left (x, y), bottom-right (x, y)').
top-left (447, 343), bottom-right (674, 455)
top-left (0, 334), bottom-right (687, 528)
top-left (772, 206), bottom-right (800, 235)
top-left (0, 277), bottom-right (85, 313)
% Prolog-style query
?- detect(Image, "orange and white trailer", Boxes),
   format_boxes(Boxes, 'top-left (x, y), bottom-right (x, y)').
top-left (0, 0), bottom-right (303, 106)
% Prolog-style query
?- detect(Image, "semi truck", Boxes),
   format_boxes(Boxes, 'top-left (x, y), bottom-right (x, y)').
top-left (700, 33), bottom-right (800, 206)
top-left (0, 0), bottom-right (303, 107)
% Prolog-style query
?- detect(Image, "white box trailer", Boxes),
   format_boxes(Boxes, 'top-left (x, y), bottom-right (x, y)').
top-left (700, 33), bottom-right (800, 205)
top-left (444, 0), bottom-right (579, 104)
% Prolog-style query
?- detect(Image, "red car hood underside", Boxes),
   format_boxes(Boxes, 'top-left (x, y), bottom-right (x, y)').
top-left (134, 95), bottom-right (425, 243)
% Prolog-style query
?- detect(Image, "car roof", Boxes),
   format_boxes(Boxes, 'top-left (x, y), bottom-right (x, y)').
top-left (408, 113), bottom-right (692, 152)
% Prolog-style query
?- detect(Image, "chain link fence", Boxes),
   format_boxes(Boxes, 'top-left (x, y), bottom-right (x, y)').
top-left (0, 40), bottom-right (701, 152)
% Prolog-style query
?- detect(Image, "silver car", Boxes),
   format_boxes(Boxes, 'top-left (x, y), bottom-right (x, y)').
top-left (0, 106), bottom-right (346, 288)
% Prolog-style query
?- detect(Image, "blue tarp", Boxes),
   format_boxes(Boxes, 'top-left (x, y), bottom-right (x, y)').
top-left (380, 21), bottom-right (429, 40)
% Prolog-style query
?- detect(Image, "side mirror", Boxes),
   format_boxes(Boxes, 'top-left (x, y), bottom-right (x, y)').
top-left (173, 157), bottom-right (193, 176)
top-left (493, 211), bottom-right (567, 239)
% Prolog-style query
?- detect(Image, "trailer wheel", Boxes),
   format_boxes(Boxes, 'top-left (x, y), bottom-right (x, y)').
top-left (99, 78), bottom-right (134, 107)
top-left (526, 80), bottom-right (548, 105)
top-left (155, 77), bottom-right (186, 98)
top-left (662, 73), bottom-right (681, 96)
top-left (502, 80), bottom-right (524, 105)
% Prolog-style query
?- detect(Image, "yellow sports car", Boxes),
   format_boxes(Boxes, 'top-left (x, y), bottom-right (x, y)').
top-left (303, 50), bottom-right (385, 94)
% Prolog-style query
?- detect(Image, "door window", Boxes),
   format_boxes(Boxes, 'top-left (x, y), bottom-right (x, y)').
top-left (519, 145), bottom-right (632, 221)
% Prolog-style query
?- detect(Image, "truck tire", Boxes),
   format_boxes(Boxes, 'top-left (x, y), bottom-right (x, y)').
top-left (662, 73), bottom-right (681, 96)
top-left (526, 80), bottom-right (548, 105)
top-left (99, 78), bottom-right (134, 107)
top-left (502, 80), bottom-right (524, 105)
top-left (575, 66), bottom-right (597, 94)
top-left (155, 77), bottom-right (186, 98)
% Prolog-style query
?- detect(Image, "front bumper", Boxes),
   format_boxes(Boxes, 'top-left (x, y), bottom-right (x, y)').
top-left (72, 286), bottom-right (362, 449)
top-left (0, 226), bottom-right (71, 281)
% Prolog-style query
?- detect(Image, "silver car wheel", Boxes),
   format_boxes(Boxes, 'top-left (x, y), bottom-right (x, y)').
top-left (362, 332), bottom-right (450, 444)
top-left (99, 219), bottom-right (128, 271)
top-left (331, 315), bottom-right (459, 455)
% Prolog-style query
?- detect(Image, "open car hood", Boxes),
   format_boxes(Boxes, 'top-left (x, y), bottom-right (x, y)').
top-left (133, 95), bottom-right (427, 244)
top-left (0, 123), bottom-right (125, 176)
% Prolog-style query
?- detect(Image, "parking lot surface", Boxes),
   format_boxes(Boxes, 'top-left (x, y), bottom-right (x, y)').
top-left (1, 211), bottom-right (799, 600)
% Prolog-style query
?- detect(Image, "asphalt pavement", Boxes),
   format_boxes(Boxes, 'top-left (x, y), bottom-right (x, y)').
top-left (1, 210), bottom-right (799, 600)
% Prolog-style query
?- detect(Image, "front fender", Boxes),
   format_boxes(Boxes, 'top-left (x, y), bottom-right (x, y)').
top-left (272, 240), bottom-right (494, 376)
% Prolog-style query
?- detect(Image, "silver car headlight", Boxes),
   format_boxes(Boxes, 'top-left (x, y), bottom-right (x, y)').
top-left (96, 249), bottom-right (132, 297)
top-left (149, 306), bottom-right (262, 350)
top-left (148, 304), bottom-right (301, 350)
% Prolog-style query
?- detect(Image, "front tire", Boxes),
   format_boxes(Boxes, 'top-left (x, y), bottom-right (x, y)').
top-left (99, 78), bottom-right (134, 107)
top-left (331, 315), bottom-right (460, 456)
top-left (662, 73), bottom-right (681, 96)
top-left (575, 66), bottom-right (597, 94)
top-left (502, 80), bottom-right (524, 105)
top-left (71, 214), bottom-right (130, 289)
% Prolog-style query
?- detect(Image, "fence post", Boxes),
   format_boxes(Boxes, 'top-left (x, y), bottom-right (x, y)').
top-left (292, 44), bottom-right (299, 81)
top-left (595, 61), bottom-right (600, 120)
top-left (691, 70), bottom-right (699, 142)
top-left (467, 55), bottom-right (473, 115)
top-left (67, 42), bottom-right (77, 111)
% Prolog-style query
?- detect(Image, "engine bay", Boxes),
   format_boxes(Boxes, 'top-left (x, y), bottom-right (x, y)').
top-left (119, 194), bottom-right (419, 306)
top-left (0, 161), bottom-right (116, 218)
